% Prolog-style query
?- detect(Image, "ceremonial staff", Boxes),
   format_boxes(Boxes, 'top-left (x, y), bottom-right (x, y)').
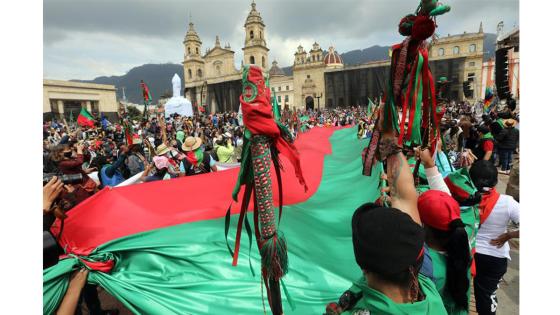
top-left (363, 0), bottom-right (451, 178)
top-left (226, 65), bottom-right (306, 315)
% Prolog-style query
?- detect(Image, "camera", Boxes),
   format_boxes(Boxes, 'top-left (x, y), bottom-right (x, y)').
top-left (43, 173), bottom-right (83, 185)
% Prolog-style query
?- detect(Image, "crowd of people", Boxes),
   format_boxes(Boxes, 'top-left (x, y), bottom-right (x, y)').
top-left (325, 99), bottom-right (519, 315)
top-left (43, 98), bottom-right (519, 315)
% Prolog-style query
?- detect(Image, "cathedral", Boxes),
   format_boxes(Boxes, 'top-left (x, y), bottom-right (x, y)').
top-left (182, 1), bottom-right (345, 112)
top-left (183, 1), bottom-right (486, 112)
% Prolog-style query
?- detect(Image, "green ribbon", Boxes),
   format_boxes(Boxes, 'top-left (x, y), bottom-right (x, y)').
top-left (409, 53), bottom-right (424, 145)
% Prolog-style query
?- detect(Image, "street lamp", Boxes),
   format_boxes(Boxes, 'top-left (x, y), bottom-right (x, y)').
top-left (314, 92), bottom-right (323, 111)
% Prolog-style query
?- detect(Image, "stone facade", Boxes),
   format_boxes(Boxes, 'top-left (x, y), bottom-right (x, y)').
top-left (269, 73), bottom-right (294, 110)
top-left (430, 24), bottom-right (485, 101)
top-left (273, 44), bottom-right (344, 110)
top-left (182, 2), bottom-right (487, 111)
top-left (43, 79), bottom-right (118, 121)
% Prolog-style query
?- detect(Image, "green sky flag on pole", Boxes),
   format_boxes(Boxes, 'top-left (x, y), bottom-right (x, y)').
top-left (367, 98), bottom-right (374, 116)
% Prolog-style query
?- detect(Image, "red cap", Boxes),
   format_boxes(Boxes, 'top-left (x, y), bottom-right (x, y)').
top-left (417, 190), bottom-right (461, 231)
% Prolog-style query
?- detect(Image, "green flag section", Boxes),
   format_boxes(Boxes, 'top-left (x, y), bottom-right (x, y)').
top-left (367, 98), bottom-right (373, 116)
top-left (44, 127), bottom-right (382, 314)
top-left (77, 107), bottom-right (95, 128)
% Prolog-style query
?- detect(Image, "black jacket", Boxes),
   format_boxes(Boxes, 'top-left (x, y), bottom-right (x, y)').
top-left (495, 127), bottom-right (519, 150)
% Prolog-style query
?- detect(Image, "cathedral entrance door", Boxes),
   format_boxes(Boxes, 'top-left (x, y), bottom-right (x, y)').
top-left (305, 96), bottom-right (314, 111)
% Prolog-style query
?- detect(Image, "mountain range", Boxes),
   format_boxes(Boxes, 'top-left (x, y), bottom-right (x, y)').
top-left (75, 34), bottom-right (497, 104)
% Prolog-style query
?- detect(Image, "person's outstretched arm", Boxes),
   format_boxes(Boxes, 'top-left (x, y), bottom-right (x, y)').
top-left (56, 269), bottom-right (89, 315)
top-left (381, 132), bottom-right (420, 224)
top-left (104, 146), bottom-right (128, 178)
top-left (414, 147), bottom-right (451, 195)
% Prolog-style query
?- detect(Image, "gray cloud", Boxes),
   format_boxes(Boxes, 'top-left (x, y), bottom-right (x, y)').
top-left (44, 0), bottom-right (519, 80)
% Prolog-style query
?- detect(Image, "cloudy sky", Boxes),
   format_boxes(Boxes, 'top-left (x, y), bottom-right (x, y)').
top-left (44, 0), bottom-right (519, 80)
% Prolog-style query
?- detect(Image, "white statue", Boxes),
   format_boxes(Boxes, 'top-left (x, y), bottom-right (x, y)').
top-left (172, 73), bottom-right (181, 98)
top-left (165, 73), bottom-right (193, 118)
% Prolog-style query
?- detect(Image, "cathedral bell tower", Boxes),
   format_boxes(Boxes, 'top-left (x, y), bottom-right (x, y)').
top-left (183, 21), bottom-right (204, 84)
top-left (242, 1), bottom-right (269, 69)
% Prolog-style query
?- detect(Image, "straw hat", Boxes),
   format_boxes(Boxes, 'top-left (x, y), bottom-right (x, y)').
top-left (504, 119), bottom-right (517, 127)
top-left (156, 144), bottom-right (171, 156)
top-left (182, 136), bottom-right (202, 152)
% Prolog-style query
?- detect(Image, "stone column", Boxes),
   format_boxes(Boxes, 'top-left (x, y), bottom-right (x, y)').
top-left (86, 101), bottom-right (92, 112)
top-left (55, 100), bottom-right (64, 121)
top-left (57, 100), bottom-right (64, 114)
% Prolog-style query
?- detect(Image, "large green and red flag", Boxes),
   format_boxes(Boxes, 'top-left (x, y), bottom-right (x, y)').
top-left (77, 107), bottom-right (95, 128)
top-left (43, 126), bottom-right (382, 314)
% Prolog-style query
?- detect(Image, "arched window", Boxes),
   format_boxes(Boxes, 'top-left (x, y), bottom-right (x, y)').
top-left (196, 47), bottom-right (199, 55)
top-left (197, 69), bottom-right (202, 77)
top-left (469, 44), bottom-right (476, 53)
top-left (262, 56), bottom-right (265, 67)
top-left (250, 30), bottom-right (254, 39)
top-left (188, 47), bottom-right (191, 54)
top-left (312, 55), bottom-right (315, 62)
top-left (188, 69), bottom-right (192, 79)
top-left (453, 46), bottom-right (460, 54)
top-left (260, 31), bottom-right (262, 39)
top-left (250, 56), bottom-right (255, 64)
top-left (438, 48), bottom-right (445, 56)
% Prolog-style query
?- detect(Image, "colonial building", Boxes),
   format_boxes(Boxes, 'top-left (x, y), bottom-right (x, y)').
top-left (183, 1), bottom-right (488, 112)
top-left (270, 44), bottom-right (345, 110)
top-left (43, 79), bottom-right (118, 121)
top-left (429, 23), bottom-right (486, 101)
top-left (269, 61), bottom-right (293, 108)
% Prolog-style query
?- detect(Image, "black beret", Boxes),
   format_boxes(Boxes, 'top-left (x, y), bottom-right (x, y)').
top-left (352, 203), bottom-right (424, 276)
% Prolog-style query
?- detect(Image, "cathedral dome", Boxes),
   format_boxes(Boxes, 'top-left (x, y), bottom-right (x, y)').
top-left (269, 60), bottom-right (285, 77)
top-left (324, 46), bottom-right (343, 67)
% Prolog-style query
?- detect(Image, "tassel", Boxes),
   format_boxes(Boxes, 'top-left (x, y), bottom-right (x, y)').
top-left (259, 233), bottom-right (288, 281)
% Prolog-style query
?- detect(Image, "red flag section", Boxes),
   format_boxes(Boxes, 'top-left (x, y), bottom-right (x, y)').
top-left (77, 108), bottom-right (95, 128)
top-left (52, 127), bottom-right (337, 256)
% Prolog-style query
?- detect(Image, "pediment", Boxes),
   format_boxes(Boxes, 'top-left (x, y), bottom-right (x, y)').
top-left (204, 47), bottom-right (235, 58)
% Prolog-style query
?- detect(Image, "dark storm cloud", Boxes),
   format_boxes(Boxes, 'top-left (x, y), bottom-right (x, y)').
top-left (45, 0), bottom-right (518, 42)
top-left (44, 0), bottom-right (245, 43)
top-left (44, 0), bottom-right (519, 80)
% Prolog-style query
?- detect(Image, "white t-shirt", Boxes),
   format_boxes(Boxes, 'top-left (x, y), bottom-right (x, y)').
top-left (476, 194), bottom-right (520, 260)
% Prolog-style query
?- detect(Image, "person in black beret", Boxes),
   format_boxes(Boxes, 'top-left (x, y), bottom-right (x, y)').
top-left (326, 123), bottom-right (447, 315)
